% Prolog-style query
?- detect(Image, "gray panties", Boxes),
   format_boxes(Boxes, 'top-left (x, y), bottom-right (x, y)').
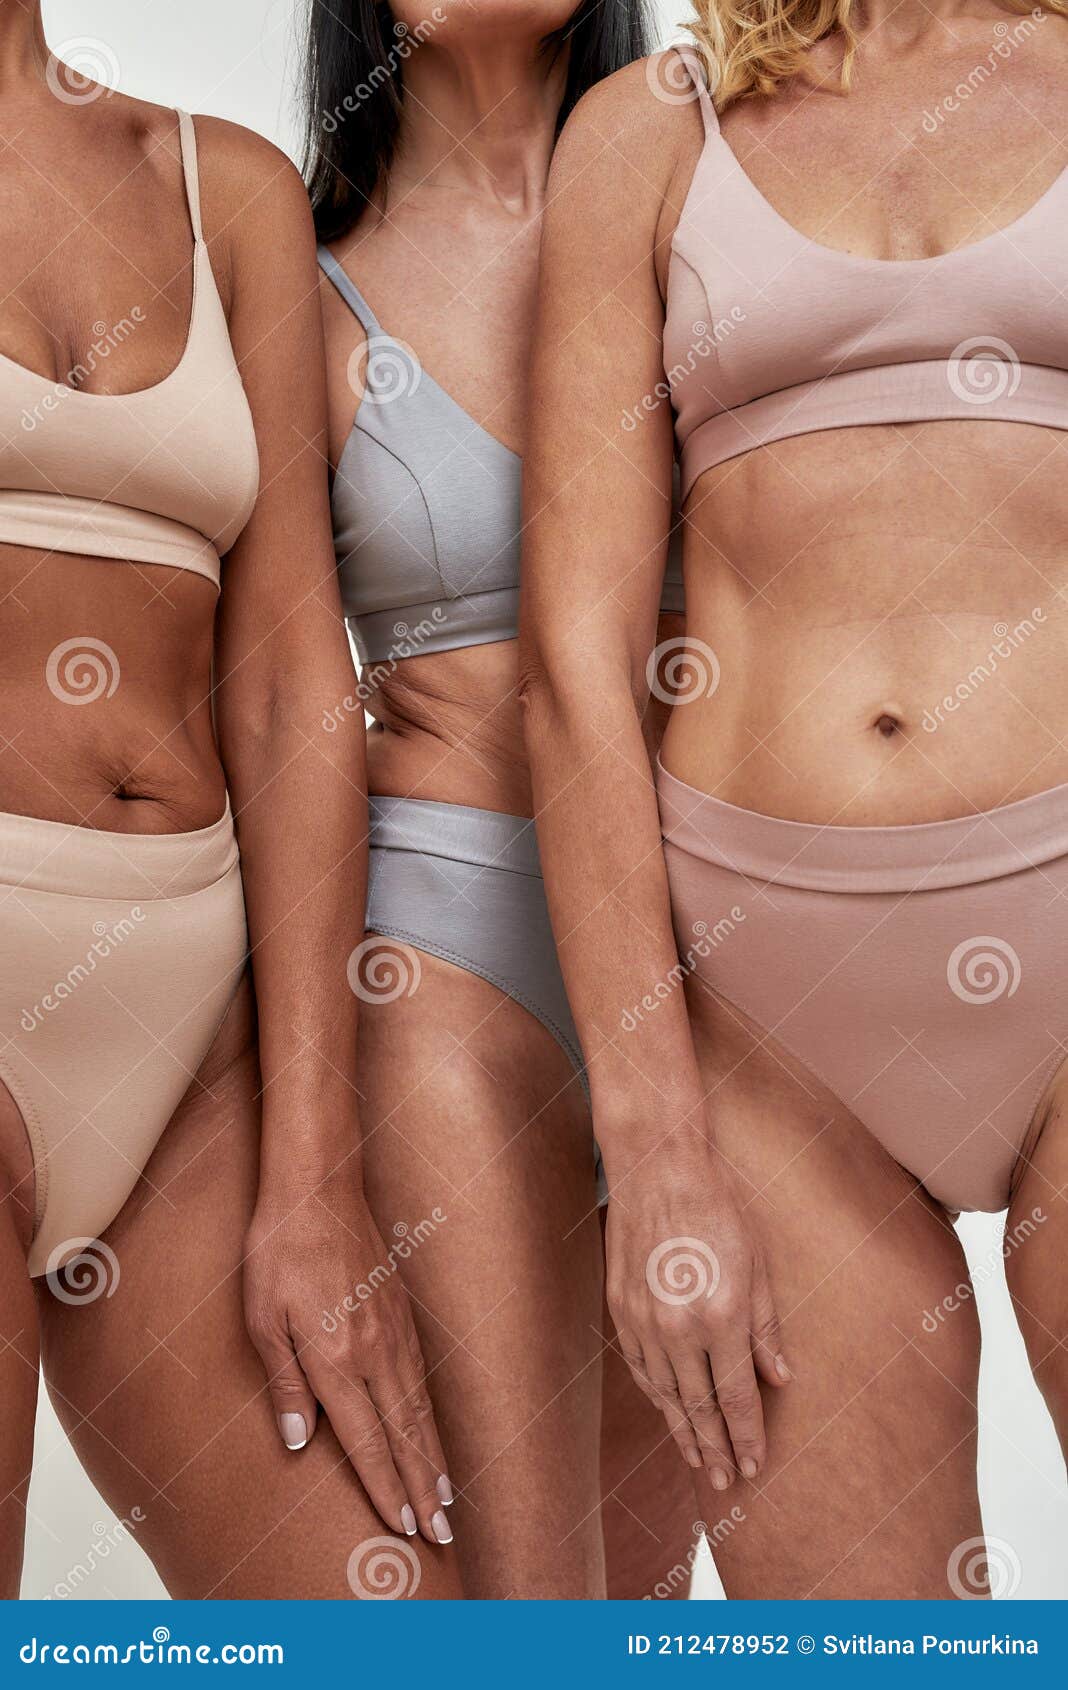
top-left (367, 796), bottom-right (585, 1079)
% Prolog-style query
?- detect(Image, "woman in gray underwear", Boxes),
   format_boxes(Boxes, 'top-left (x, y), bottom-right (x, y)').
top-left (305, 0), bottom-right (694, 1597)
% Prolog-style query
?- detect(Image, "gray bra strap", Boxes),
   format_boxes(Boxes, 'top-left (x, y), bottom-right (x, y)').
top-left (316, 245), bottom-right (381, 334)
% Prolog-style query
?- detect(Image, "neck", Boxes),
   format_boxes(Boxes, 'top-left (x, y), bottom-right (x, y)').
top-left (854, 0), bottom-right (1010, 33)
top-left (391, 30), bottom-right (568, 211)
top-left (0, 0), bottom-right (45, 88)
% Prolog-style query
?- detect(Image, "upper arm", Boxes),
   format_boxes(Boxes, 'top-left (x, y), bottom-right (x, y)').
top-left (521, 61), bottom-right (690, 699)
top-left (194, 119), bottom-right (344, 693)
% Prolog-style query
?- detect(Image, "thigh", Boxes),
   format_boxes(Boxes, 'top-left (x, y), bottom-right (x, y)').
top-left (680, 980), bottom-right (984, 1599)
top-left (358, 944), bottom-right (606, 1598)
top-left (1005, 1069), bottom-right (1068, 1462)
top-left (35, 976), bottom-right (461, 1600)
top-left (0, 1085), bottom-right (38, 1598)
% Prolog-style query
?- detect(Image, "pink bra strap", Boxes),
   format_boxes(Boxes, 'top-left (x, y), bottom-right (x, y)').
top-left (673, 44), bottom-right (720, 138)
top-left (175, 110), bottom-right (204, 244)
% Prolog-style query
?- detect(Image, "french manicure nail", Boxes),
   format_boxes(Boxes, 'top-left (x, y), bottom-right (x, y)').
top-left (685, 1447), bottom-right (702, 1470)
top-left (775, 1354), bottom-right (793, 1383)
top-left (711, 1468), bottom-right (732, 1491)
top-left (279, 1413), bottom-right (307, 1450)
top-left (432, 1509), bottom-right (453, 1545)
top-left (401, 1504), bottom-right (417, 1536)
top-left (740, 1456), bottom-right (758, 1479)
top-left (437, 1474), bottom-right (454, 1507)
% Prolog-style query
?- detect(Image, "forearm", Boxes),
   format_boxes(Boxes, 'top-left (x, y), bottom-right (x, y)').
top-left (219, 662), bottom-right (368, 1186)
top-left (522, 658), bottom-right (706, 1180)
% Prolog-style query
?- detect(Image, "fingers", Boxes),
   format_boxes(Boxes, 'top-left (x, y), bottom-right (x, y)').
top-left (705, 1329), bottom-right (767, 1480)
top-left (750, 1255), bottom-right (793, 1389)
top-left (639, 1341), bottom-right (704, 1472)
top-left (671, 1350), bottom-right (737, 1490)
top-left (244, 1305), bottom-right (319, 1453)
top-left (300, 1345), bottom-right (421, 1540)
top-left (367, 1354), bottom-right (454, 1547)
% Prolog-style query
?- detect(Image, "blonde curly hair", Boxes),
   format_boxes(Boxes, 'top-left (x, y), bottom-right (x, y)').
top-left (688, 1), bottom-right (1058, 108)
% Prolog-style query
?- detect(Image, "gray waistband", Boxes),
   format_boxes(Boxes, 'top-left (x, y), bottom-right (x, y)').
top-left (351, 590), bottom-right (520, 667)
top-left (369, 796), bottom-right (543, 878)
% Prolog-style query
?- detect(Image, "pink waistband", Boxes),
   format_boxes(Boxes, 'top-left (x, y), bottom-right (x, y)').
top-left (678, 361), bottom-right (1068, 498)
top-left (656, 759), bottom-right (1068, 893)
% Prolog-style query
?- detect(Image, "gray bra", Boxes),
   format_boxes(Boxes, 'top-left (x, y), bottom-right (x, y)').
top-left (318, 246), bottom-right (684, 665)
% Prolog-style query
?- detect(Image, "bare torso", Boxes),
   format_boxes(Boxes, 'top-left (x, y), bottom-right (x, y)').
top-left (657, 14), bottom-right (1068, 823)
top-left (0, 92), bottom-right (228, 834)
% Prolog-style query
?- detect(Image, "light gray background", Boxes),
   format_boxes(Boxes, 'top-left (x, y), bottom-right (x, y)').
top-left (22, 0), bottom-right (1068, 1600)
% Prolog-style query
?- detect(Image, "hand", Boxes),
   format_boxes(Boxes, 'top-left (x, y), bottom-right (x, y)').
top-left (243, 1167), bottom-right (454, 1547)
top-left (604, 1132), bottom-right (791, 1488)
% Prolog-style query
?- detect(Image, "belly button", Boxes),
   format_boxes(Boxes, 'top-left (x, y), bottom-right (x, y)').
top-left (873, 711), bottom-right (903, 738)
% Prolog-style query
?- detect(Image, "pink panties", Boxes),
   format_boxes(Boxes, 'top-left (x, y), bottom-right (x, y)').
top-left (656, 759), bottom-right (1068, 1213)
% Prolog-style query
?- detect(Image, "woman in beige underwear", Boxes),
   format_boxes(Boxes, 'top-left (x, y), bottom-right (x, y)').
top-left (0, 1), bottom-right (457, 1598)
top-left (522, 0), bottom-right (1068, 1596)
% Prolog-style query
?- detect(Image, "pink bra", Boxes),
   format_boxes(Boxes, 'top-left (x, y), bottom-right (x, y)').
top-left (0, 112), bottom-right (258, 590)
top-left (665, 48), bottom-right (1068, 500)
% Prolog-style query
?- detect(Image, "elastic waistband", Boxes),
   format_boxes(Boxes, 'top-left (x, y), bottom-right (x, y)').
top-left (369, 796), bottom-right (542, 878)
top-left (0, 803), bottom-right (239, 901)
top-left (656, 759), bottom-right (1068, 892)
top-left (0, 492), bottom-right (221, 588)
top-left (350, 589), bottom-right (520, 667)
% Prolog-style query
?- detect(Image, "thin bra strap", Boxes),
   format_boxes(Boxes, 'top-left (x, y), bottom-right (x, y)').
top-left (175, 110), bottom-right (204, 243)
top-left (674, 45), bottom-right (720, 139)
top-left (316, 246), bottom-right (381, 334)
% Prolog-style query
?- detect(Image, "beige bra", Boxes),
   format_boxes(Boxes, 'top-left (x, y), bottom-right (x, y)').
top-left (0, 112), bottom-right (259, 590)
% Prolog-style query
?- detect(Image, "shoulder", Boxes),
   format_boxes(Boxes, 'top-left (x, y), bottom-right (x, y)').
top-left (185, 115), bottom-right (313, 239)
top-left (550, 53), bottom-right (706, 194)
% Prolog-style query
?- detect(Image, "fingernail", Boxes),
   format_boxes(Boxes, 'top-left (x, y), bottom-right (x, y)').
top-left (279, 1413), bottom-right (307, 1450)
top-left (401, 1504), bottom-right (417, 1536)
top-left (432, 1509), bottom-right (453, 1544)
top-left (711, 1468), bottom-right (732, 1491)
top-left (685, 1447), bottom-right (702, 1470)
top-left (437, 1474), bottom-right (454, 1507)
top-left (775, 1354), bottom-right (793, 1382)
top-left (740, 1456), bottom-right (758, 1479)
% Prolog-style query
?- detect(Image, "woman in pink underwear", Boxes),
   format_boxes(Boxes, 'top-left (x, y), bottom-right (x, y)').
top-left (522, 0), bottom-right (1068, 1596)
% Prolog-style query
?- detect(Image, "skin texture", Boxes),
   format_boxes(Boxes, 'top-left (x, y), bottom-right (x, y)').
top-left (316, 0), bottom-right (694, 1597)
top-left (0, 3), bottom-right (457, 1593)
top-left (520, 0), bottom-right (1068, 1596)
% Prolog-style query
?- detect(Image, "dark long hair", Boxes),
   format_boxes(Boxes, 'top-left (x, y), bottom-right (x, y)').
top-left (302, 1), bottom-right (653, 243)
